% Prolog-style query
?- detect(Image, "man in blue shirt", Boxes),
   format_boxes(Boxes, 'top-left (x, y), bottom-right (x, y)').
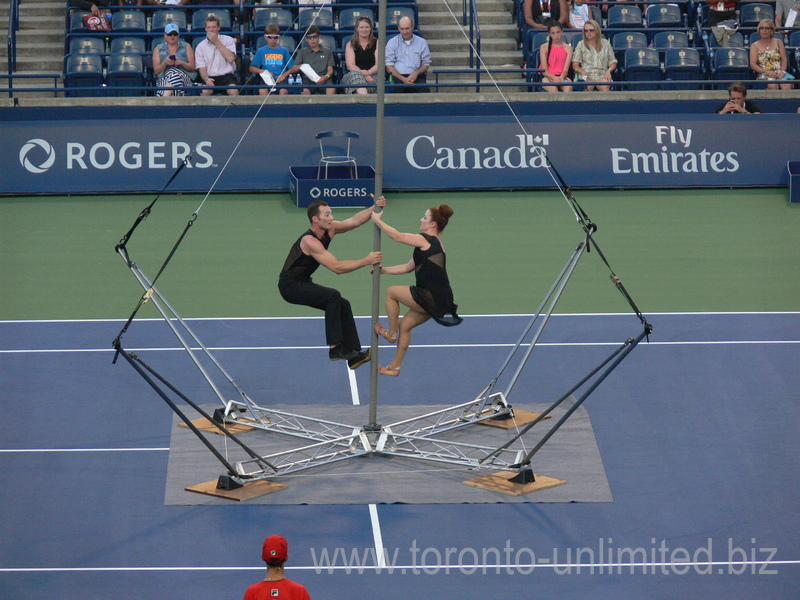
top-left (249, 24), bottom-right (294, 95)
top-left (385, 16), bottom-right (431, 93)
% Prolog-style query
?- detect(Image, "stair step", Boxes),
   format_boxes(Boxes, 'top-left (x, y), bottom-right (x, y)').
top-left (421, 10), bottom-right (514, 26)
top-left (429, 38), bottom-right (518, 52)
top-left (432, 50), bottom-right (522, 66)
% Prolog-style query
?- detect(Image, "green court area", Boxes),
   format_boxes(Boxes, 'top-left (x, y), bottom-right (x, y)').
top-left (1, 188), bottom-right (798, 320)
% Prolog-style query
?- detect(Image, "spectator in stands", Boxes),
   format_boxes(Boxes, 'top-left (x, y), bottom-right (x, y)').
top-left (571, 19), bottom-right (616, 91)
top-left (117, 0), bottom-right (143, 8)
top-left (715, 82), bottom-right (761, 113)
top-left (539, 21), bottom-right (573, 92)
top-left (524, 0), bottom-right (568, 30)
top-left (196, 14), bottom-right (239, 96)
top-left (776, 0), bottom-right (800, 28)
top-left (568, 0), bottom-right (591, 29)
top-left (342, 16), bottom-right (379, 95)
top-left (145, 0), bottom-right (188, 6)
top-left (286, 26), bottom-right (335, 95)
top-left (750, 19), bottom-right (794, 90)
top-left (706, 0), bottom-right (738, 27)
top-left (153, 24), bottom-right (196, 97)
top-left (244, 535), bottom-right (311, 600)
top-left (73, 0), bottom-right (111, 17)
top-left (385, 16), bottom-right (431, 93)
top-left (249, 24), bottom-right (293, 95)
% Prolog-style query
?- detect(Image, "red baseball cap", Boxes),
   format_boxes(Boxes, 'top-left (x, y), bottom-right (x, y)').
top-left (262, 535), bottom-right (288, 564)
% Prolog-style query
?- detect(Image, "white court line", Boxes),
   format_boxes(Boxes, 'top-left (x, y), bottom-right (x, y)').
top-left (0, 448), bottom-right (168, 453)
top-left (2, 340), bottom-right (799, 354)
top-left (1, 311), bottom-right (798, 324)
top-left (2, 560), bottom-right (798, 574)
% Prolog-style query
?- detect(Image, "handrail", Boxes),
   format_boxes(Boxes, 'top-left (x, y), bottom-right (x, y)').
top-left (463, 0), bottom-right (481, 91)
top-left (7, 0), bottom-right (20, 79)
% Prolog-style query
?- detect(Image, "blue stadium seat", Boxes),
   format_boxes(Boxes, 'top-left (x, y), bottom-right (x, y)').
top-left (526, 31), bottom-right (549, 68)
top-left (64, 53), bottom-right (104, 97)
top-left (106, 53), bottom-right (146, 96)
top-left (664, 47), bottom-right (702, 89)
top-left (68, 11), bottom-right (92, 33)
top-left (69, 37), bottom-right (105, 55)
top-left (712, 47), bottom-right (751, 86)
top-left (253, 8), bottom-right (294, 31)
top-left (110, 37), bottom-right (147, 55)
top-left (740, 3), bottom-right (774, 28)
top-left (337, 7), bottom-right (375, 31)
top-left (623, 47), bottom-right (661, 90)
top-left (385, 6), bottom-right (415, 28)
top-left (298, 8), bottom-right (335, 31)
top-left (790, 31), bottom-right (800, 74)
top-left (612, 31), bottom-right (647, 69)
top-left (111, 10), bottom-right (147, 33)
top-left (151, 10), bottom-right (188, 34)
top-left (192, 9), bottom-right (233, 33)
top-left (645, 3), bottom-right (684, 28)
top-left (607, 5), bottom-right (643, 28)
top-left (653, 30), bottom-right (690, 51)
top-left (567, 32), bottom-right (583, 48)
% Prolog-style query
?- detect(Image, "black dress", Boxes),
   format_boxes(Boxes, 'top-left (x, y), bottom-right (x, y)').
top-left (410, 234), bottom-right (462, 326)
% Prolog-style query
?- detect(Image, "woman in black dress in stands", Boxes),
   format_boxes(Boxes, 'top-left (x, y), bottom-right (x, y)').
top-left (370, 197), bottom-right (462, 376)
top-left (341, 16), bottom-right (379, 94)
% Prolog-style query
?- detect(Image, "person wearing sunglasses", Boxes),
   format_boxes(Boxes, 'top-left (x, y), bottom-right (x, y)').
top-left (285, 26), bottom-right (336, 95)
top-left (153, 23), bottom-right (196, 97)
top-left (249, 24), bottom-right (294, 95)
top-left (571, 19), bottom-right (616, 92)
top-left (750, 19), bottom-right (793, 90)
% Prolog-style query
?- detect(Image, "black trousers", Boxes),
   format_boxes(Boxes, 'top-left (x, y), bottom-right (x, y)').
top-left (278, 278), bottom-right (362, 351)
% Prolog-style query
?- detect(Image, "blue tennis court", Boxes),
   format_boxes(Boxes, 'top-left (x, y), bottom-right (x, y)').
top-left (1, 312), bottom-right (798, 599)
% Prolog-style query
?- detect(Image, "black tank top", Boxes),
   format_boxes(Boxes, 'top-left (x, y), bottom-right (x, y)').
top-left (352, 40), bottom-right (376, 70)
top-left (279, 229), bottom-right (330, 282)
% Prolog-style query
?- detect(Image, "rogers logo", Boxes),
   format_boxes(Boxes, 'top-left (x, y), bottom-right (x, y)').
top-left (19, 138), bottom-right (56, 174)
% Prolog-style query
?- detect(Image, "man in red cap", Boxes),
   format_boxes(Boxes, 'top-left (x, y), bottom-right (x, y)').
top-left (244, 535), bottom-right (311, 600)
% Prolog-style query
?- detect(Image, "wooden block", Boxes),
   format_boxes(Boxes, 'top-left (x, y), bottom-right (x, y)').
top-left (463, 470), bottom-right (566, 496)
top-left (478, 409), bottom-right (550, 430)
top-left (185, 478), bottom-right (289, 501)
top-left (178, 417), bottom-right (256, 435)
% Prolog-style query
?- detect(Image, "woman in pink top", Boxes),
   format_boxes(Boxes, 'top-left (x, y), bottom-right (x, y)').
top-left (539, 21), bottom-right (573, 92)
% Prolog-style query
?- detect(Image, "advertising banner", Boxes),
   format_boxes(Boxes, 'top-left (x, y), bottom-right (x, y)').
top-left (3, 113), bottom-right (798, 195)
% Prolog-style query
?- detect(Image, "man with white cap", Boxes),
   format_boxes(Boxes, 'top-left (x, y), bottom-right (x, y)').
top-left (243, 535), bottom-right (311, 600)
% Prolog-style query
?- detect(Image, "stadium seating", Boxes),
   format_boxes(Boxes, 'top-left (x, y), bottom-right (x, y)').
top-left (64, 53), bottom-right (104, 96)
top-left (68, 11), bottom-right (92, 33)
top-left (111, 11), bottom-right (147, 33)
top-left (298, 8), bottom-right (335, 31)
top-left (748, 31), bottom-right (784, 46)
top-left (664, 47), bottom-right (702, 89)
top-left (151, 10), bottom-right (188, 34)
top-left (110, 37), bottom-right (147, 55)
top-left (385, 6), bottom-right (415, 28)
top-left (653, 30), bottom-right (690, 52)
top-left (106, 53), bottom-right (146, 96)
top-left (740, 3), bottom-right (774, 28)
top-left (337, 7), bottom-right (376, 31)
top-left (255, 34), bottom-right (297, 53)
top-left (253, 8), bottom-right (294, 31)
top-left (192, 9), bottom-right (234, 33)
top-left (645, 3), bottom-right (684, 28)
top-left (623, 47), bottom-right (661, 90)
top-left (69, 37), bottom-right (104, 55)
top-left (712, 47), bottom-right (751, 86)
top-left (607, 5), bottom-right (644, 29)
top-left (612, 31), bottom-right (647, 70)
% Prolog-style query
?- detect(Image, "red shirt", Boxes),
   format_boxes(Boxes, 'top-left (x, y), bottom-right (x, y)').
top-left (243, 579), bottom-right (311, 600)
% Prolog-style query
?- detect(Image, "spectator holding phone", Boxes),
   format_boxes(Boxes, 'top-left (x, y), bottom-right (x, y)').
top-left (715, 82), bottom-right (761, 113)
top-left (153, 24), bottom-right (196, 97)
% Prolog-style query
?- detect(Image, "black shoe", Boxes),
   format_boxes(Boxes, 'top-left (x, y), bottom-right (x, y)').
top-left (330, 345), bottom-right (359, 361)
top-left (348, 349), bottom-right (371, 370)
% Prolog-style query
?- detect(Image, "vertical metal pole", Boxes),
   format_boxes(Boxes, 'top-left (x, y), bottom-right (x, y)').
top-left (366, 0), bottom-right (388, 430)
